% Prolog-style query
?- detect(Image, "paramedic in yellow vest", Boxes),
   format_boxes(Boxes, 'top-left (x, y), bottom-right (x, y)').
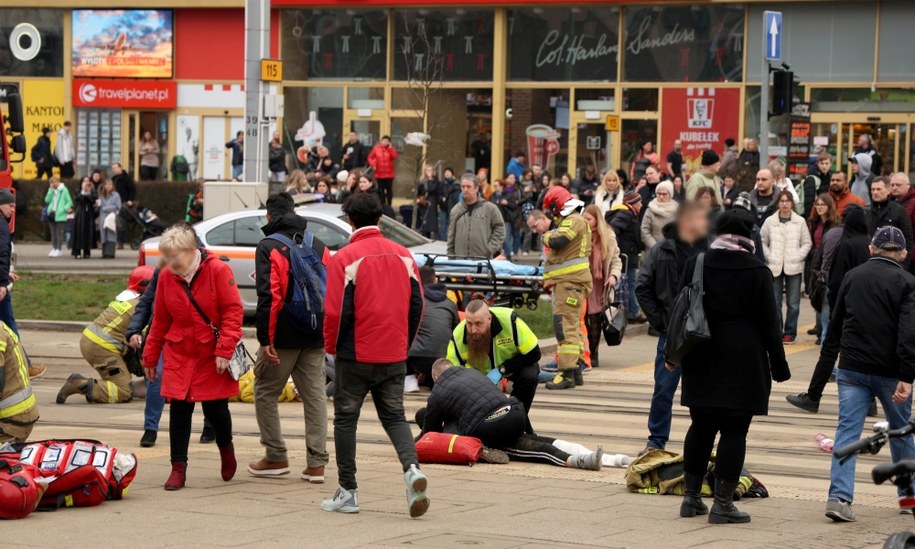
top-left (446, 300), bottom-right (541, 418)
top-left (0, 322), bottom-right (38, 443)
top-left (527, 199), bottom-right (592, 390)
top-left (56, 266), bottom-right (155, 404)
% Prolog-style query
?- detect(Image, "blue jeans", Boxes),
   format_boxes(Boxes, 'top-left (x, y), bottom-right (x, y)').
top-left (0, 291), bottom-right (29, 366)
top-left (647, 333), bottom-right (680, 449)
top-left (773, 274), bottom-right (802, 338)
top-left (820, 288), bottom-right (831, 343)
top-left (438, 209), bottom-right (449, 242)
top-left (231, 164), bottom-right (243, 180)
top-left (829, 369), bottom-right (915, 503)
top-left (144, 356), bottom-right (166, 431)
top-left (626, 266), bottom-right (641, 319)
top-left (503, 223), bottom-right (521, 258)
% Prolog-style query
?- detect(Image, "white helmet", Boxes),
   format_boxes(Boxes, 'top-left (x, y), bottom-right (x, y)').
top-left (560, 198), bottom-right (585, 217)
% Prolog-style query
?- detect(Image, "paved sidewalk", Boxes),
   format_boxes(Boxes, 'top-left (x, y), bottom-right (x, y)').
top-left (13, 241), bottom-right (139, 274)
top-left (13, 316), bottom-right (915, 548)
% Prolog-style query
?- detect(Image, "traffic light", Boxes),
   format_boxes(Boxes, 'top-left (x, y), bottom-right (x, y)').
top-left (772, 69), bottom-right (794, 116)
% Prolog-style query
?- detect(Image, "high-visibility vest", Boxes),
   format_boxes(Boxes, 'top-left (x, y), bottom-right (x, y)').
top-left (446, 307), bottom-right (539, 375)
top-left (0, 324), bottom-right (37, 424)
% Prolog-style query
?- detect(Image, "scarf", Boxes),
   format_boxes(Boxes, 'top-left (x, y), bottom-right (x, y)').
top-left (710, 234), bottom-right (756, 254)
top-left (180, 249), bottom-right (202, 285)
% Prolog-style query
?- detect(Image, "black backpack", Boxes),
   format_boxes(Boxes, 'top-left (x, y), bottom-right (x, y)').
top-left (664, 253), bottom-right (711, 366)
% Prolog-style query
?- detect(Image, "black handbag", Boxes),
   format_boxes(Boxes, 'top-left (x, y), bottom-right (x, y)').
top-left (602, 285), bottom-right (627, 347)
top-left (123, 347), bottom-right (145, 378)
top-left (809, 270), bottom-right (826, 312)
top-left (664, 253), bottom-right (711, 366)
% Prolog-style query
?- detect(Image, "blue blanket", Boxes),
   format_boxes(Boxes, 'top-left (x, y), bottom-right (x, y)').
top-left (413, 254), bottom-right (543, 277)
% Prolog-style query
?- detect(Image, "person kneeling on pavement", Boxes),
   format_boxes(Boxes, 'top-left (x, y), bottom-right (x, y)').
top-left (57, 266), bottom-right (155, 404)
top-left (416, 359), bottom-right (603, 470)
top-left (446, 300), bottom-right (541, 423)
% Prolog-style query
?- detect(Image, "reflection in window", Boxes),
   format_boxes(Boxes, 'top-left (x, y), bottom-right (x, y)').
top-left (508, 7), bottom-right (620, 82)
top-left (281, 10), bottom-right (387, 81)
top-left (282, 87), bottom-right (344, 169)
top-left (623, 5), bottom-right (743, 82)
top-left (393, 9), bottom-right (494, 81)
top-left (505, 89), bottom-right (570, 176)
top-left (623, 88), bottom-right (658, 111)
top-left (235, 216), bottom-right (267, 247)
top-left (304, 218), bottom-right (348, 250)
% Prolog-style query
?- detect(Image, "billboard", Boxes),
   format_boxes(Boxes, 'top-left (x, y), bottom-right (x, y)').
top-left (71, 10), bottom-right (173, 78)
top-left (72, 79), bottom-right (176, 109)
top-left (661, 87), bottom-right (740, 175)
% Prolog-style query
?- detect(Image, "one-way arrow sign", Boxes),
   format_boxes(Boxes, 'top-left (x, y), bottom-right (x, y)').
top-left (765, 11), bottom-right (782, 61)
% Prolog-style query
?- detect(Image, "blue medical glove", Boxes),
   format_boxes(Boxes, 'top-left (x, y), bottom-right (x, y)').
top-left (486, 368), bottom-right (503, 384)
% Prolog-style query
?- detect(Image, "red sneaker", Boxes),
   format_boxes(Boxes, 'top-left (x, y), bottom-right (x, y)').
top-left (782, 336), bottom-right (795, 345)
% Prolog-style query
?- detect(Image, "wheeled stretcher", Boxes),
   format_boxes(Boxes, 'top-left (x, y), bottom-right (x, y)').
top-left (413, 254), bottom-right (546, 310)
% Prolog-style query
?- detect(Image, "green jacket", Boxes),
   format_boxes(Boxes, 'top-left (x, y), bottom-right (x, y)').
top-left (446, 306), bottom-right (540, 375)
top-left (45, 185), bottom-right (74, 222)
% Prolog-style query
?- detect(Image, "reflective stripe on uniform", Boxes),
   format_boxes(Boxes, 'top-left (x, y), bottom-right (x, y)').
top-left (83, 325), bottom-right (123, 354)
top-left (0, 387), bottom-right (35, 419)
top-left (106, 381), bottom-right (118, 404)
top-left (557, 343), bottom-right (580, 355)
top-left (543, 257), bottom-right (590, 279)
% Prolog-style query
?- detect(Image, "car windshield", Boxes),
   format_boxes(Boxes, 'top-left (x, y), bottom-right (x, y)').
top-left (337, 215), bottom-right (429, 248)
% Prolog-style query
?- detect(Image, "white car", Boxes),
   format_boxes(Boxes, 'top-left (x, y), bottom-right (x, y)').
top-left (139, 202), bottom-right (446, 314)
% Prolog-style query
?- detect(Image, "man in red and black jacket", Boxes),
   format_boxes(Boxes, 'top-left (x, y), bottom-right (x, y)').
top-left (322, 192), bottom-right (429, 518)
top-left (249, 192), bottom-right (332, 482)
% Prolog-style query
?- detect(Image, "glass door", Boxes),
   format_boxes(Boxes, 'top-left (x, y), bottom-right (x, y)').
top-left (573, 122), bottom-right (613, 179)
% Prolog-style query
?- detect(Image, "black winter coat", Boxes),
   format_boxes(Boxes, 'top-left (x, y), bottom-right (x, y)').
top-left (867, 200), bottom-right (914, 264)
top-left (0, 216), bottom-right (11, 287)
top-left (112, 172), bottom-right (136, 203)
top-left (829, 206), bottom-right (871, 309)
top-left (421, 366), bottom-right (511, 437)
top-left (680, 250), bottom-right (790, 415)
top-left (819, 257), bottom-right (915, 383)
top-left (607, 207), bottom-right (644, 258)
top-left (636, 224), bottom-right (706, 332)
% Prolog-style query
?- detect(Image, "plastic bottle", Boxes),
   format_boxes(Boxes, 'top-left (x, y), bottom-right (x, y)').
top-left (815, 433), bottom-right (834, 453)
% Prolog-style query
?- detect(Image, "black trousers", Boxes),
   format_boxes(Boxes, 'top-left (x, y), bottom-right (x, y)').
top-left (36, 166), bottom-right (52, 179)
top-left (406, 356), bottom-right (436, 388)
top-left (682, 408), bottom-right (752, 482)
top-left (376, 178), bottom-right (394, 205)
top-left (140, 165), bottom-right (159, 181)
top-left (59, 161), bottom-right (75, 179)
top-left (169, 398), bottom-right (233, 463)
top-left (472, 401), bottom-right (571, 467)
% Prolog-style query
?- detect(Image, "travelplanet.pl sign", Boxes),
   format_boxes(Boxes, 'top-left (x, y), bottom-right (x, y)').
top-left (72, 79), bottom-right (177, 109)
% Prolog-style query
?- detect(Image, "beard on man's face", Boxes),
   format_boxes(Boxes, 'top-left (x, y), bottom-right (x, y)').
top-left (467, 330), bottom-right (492, 366)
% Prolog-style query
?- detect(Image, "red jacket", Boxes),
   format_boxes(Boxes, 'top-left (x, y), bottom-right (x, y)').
top-left (143, 253), bottom-right (244, 401)
top-left (367, 144), bottom-right (398, 179)
top-left (323, 226), bottom-right (423, 363)
top-left (897, 187), bottom-right (915, 258)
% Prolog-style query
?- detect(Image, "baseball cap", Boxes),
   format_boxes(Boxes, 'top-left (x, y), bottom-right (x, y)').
top-left (872, 226), bottom-right (906, 251)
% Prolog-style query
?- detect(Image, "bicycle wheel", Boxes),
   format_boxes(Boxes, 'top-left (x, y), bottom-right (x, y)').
top-left (884, 531), bottom-right (915, 549)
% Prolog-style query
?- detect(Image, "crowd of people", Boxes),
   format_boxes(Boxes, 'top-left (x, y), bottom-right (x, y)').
top-left (5, 129), bottom-right (915, 529)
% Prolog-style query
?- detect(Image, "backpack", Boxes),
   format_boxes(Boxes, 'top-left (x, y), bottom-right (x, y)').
top-left (267, 232), bottom-right (327, 332)
top-left (664, 253), bottom-right (711, 366)
top-left (17, 439), bottom-right (137, 510)
top-left (0, 453), bottom-right (44, 519)
top-left (30, 143), bottom-right (41, 163)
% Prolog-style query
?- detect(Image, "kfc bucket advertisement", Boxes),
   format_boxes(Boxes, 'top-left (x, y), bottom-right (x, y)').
top-left (661, 87), bottom-right (740, 173)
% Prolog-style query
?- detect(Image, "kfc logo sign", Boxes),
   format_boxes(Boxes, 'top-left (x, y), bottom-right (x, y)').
top-left (72, 79), bottom-right (176, 109)
top-left (687, 88), bottom-right (715, 129)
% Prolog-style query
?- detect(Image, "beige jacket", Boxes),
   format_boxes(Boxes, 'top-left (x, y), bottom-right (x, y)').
top-left (760, 212), bottom-right (813, 277)
top-left (447, 199), bottom-right (506, 258)
top-left (685, 169), bottom-right (723, 204)
top-left (640, 199), bottom-right (678, 249)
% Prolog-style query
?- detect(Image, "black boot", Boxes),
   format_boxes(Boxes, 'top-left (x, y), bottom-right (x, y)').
top-left (573, 368), bottom-right (584, 387)
top-left (546, 370), bottom-right (576, 390)
top-left (709, 479), bottom-right (750, 524)
top-left (680, 473), bottom-right (709, 517)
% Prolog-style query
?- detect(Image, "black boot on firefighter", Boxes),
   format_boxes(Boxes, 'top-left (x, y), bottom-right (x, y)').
top-left (56, 373), bottom-right (88, 404)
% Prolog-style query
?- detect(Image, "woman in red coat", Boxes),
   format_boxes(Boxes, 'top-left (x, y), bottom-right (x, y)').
top-left (367, 135), bottom-right (398, 206)
top-left (143, 225), bottom-right (244, 491)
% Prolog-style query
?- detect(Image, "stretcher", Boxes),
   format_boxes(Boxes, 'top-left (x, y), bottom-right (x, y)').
top-left (413, 254), bottom-right (546, 310)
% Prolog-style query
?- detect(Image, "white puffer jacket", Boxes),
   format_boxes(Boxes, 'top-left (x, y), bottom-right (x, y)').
top-left (760, 212), bottom-right (812, 277)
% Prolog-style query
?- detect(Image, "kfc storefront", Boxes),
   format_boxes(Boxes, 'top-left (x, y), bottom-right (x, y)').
top-left (72, 78), bottom-right (176, 181)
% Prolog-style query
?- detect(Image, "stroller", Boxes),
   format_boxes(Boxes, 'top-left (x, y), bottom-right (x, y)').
top-left (128, 208), bottom-right (169, 251)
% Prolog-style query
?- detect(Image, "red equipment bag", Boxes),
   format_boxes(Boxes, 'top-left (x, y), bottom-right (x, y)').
top-left (17, 439), bottom-right (138, 509)
top-left (415, 432), bottom-right (484, 466)
top-left (0, 452), bottom-right (45, 519)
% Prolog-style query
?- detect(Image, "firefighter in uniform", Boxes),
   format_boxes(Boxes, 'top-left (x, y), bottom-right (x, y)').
top-left (0, 322), bottom-right (38, 444)
top-left (56, 266), bottom-right (155, 404)
top-left (529, 198), bottom-right (592, 390)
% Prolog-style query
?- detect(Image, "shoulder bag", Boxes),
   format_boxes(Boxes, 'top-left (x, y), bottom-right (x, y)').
top-left (180, 283), bottom-right (250, 380)
top-left (664, 253), bottom-right (711, 366)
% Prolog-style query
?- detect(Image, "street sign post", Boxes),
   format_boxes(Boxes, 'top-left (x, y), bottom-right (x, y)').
top-left (760, 10), bottom-right (783, 164)
top-left (260, 59), bottom-right (282, 82)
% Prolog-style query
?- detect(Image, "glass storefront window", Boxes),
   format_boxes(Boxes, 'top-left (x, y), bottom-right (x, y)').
top-left (812, 88), bottom-right (915, 114)
top-left (623, 5), bottom-right (744, 83)
top-left (282, 10), bottom-right (387, 81)
top-left (620, 119), bottom-right (658, 182)
top-left (393, 9), bottom-right (494, 81)
top-left (508, 7), bottom-right (620, 82)
top-left (623, 88), bottom-right (658, 111)
top-left (505, 88), bottom-right (570, 176)
top-left (282, 87), bottom-right (344, 168)
top-left (880, 3), bottom-right (915, 82)
top-left (347, 87), bottom-right (384, 110)
top-left (0, 9), bottom-right (64, 77)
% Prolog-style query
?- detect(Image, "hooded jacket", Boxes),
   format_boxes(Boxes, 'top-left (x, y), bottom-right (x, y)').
top-left (255, 213), bottom-right (330, 349)
top-left (607, 205), bottom-right (643, 259)
top-left (636, 224), bottom-right (707, 332)
top-left (409, 283), bottom-right (459, 358)
top-left (640, 198), bottom-right (678, 249)
top-left (828, 206), bottom-right (871, 309)
top-left (850, 153), bottom-right (874, 206)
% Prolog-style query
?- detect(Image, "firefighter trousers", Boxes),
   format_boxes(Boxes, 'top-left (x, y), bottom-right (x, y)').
top-left (552, 282), bottom-right (591, 371)
top-left (79, 337), bottom-right (133, 404)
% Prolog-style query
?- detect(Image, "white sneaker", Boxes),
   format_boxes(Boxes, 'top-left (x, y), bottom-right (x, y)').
top-left (321, 487), bottom-right (359, 513)
top-left (48, 249), bottom-right (55, 257)
top-left (404, 374), bottom-right (420, 394)
top-left (404, 464), bottom-right (430, 518)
